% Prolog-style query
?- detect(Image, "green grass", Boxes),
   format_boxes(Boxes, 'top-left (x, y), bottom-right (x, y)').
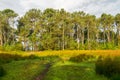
top-left (0, 59), bottom-right (47, 80)
top-left (44, 61), bottom-right (108, 80)
top-left (0, 51), bottom-right (114, 80)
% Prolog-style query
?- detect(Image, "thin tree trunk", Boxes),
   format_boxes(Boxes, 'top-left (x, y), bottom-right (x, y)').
top-left (87, 24), bottom-right (90, 50)
top-left (62, 25), bottom-right (65, 50)
top-left (77, 25), bottom-right (79, 50)
top-left (1, 34), bottom-right (3, 46)
top-left (82, 29), bottom-right (84, 46)
top-left (107, 31), bottom-right (110, 43)
top-left (116, 27), bottom-right (120, 46)
top-left (103, 28), bottom-right (105, 46)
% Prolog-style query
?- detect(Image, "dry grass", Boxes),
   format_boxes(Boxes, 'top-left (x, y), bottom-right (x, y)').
top-left (1, 50), bottom-right (120, 58)
top-left (33, 50), bottom-right (120, 57)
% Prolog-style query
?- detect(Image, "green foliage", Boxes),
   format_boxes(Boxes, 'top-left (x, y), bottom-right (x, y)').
top-left (0, 54), bottom-right (23, 64)
top-left (95, 56), bottom-right (120, 78)
top-left (0, 53), bottom-right (60, 64)
top-left (0, 65), bottom-right (5, 77)
top-left (69, 54), bottom-right (95, 62)
top-left (67, 39), bottom-right (77, 50)
top-left (111, 74), bottom-right (120, 80)
top-left (3, 43), bottom-right (23, 51)
top-left (1, 8), bottom-right (120, 50)
top-left (40, 33), bottom-right (54, 50)
top-left (102, 43), bottom-right (116, 50)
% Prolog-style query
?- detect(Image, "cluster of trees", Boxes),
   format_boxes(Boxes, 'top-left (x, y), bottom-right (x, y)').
top-left (0, 9), bottom-right (18, 49)
top-left (0, 8), bottom-right (120, 51)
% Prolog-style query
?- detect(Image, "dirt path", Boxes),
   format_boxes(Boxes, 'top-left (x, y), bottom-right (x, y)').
top-left (35, 63), bottom-right (51, 80)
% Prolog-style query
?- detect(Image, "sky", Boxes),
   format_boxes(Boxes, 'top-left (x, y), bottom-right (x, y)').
top-left (0, 0), bottom-right (120, 17)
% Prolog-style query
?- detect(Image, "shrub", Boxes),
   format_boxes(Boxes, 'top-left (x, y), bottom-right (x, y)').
top-left (69, 54), bottom-right (95, 62)
top-left (2, 42), bottom-right (23, 51)
top-left (111, 74), bottom-right (120, 80)
top-left (0, 53), bottom-right (60, 64)
top-left (0, 65), bottom-right (5, 77)
top-left (95, 56), bottom-right (120, 78)
top-left (0, 54), bottom-right (24, 64)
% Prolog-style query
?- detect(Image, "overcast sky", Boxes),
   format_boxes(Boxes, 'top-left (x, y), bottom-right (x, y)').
top-left (0, 0), bottom-right (120, 17)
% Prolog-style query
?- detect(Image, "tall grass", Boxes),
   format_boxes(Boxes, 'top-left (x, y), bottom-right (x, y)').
top-left (95, 56), bottom-right (120, 80)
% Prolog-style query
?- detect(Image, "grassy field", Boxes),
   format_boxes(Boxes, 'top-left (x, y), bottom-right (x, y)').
top-left (1, 50), bottom-right (120, 80)
top-left (0, 59), bottom-right (47, 80)
top-left (44, 61), bottom-right (108, 80)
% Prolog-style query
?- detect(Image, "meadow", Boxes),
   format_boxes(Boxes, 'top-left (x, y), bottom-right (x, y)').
top-left (0, 50), bottom-right (120, 80)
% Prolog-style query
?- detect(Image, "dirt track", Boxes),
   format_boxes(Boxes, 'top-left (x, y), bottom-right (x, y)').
top-left (35, 63), bottom-right (51, 80)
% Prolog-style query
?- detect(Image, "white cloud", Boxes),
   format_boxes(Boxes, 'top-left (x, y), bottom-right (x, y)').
top-left (0, 0), bottom-right (120, 17)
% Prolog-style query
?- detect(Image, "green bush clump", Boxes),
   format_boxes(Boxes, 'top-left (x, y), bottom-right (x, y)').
top-left (0, 53), bottom-right (60, 64)
top-left (2, 43), bottom-right (23, 51)
top-left (0, 65), bottom-right (5, 77)
top-left (95, 56), bottom-right (120, 79)
top-left (0, 54), bottom-right (24, 64)
top-left (0, 54), bottom-right (38, 64)
top-left (111, 74), bottom-right (120, 80)
top-left (69, 54), bottom-right (95, 62)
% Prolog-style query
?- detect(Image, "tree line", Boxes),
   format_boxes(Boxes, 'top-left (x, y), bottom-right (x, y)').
top-left (0, 8), bottom-right (120, 51)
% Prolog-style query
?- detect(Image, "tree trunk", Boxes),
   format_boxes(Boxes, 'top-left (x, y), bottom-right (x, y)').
top-left (87, 24), bottom-right (90, 50)
top-left (62, 25), bottom-right (65, 50)
top-left (0, 34), bottom-right (3, 46)
top-left (103, 28), bottom-right (106, 46)
top-left (107, 31), bottom-right (110, 43)
top-left (77, 25), bottom-right (79, 50)
top-left (81, 29), bottom-right (84, 46)
top-left (116, 26), bottom-right (120, 46)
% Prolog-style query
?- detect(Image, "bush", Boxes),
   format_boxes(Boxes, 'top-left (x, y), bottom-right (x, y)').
top-left (69, 54), bottom-right (95, 62)
top-left (0, 53), bottom-right (60, 64)
top-left (0, 65), bottom-right (5, 77)
top-left (111, 74), bottom-right (120, 80)
top-left (95, 56), bottom-right (120, 78)
top-left (0, 54), bottom-right (24, 64)
top-left (2, 43), bottom-right (23, 51)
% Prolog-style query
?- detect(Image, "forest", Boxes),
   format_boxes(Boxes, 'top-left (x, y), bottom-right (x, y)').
top-left (0, 8), bottom-right (120, 51)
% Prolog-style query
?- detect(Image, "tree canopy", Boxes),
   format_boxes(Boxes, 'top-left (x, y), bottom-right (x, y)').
top-left (0, 8), bottom-right (120, 51)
